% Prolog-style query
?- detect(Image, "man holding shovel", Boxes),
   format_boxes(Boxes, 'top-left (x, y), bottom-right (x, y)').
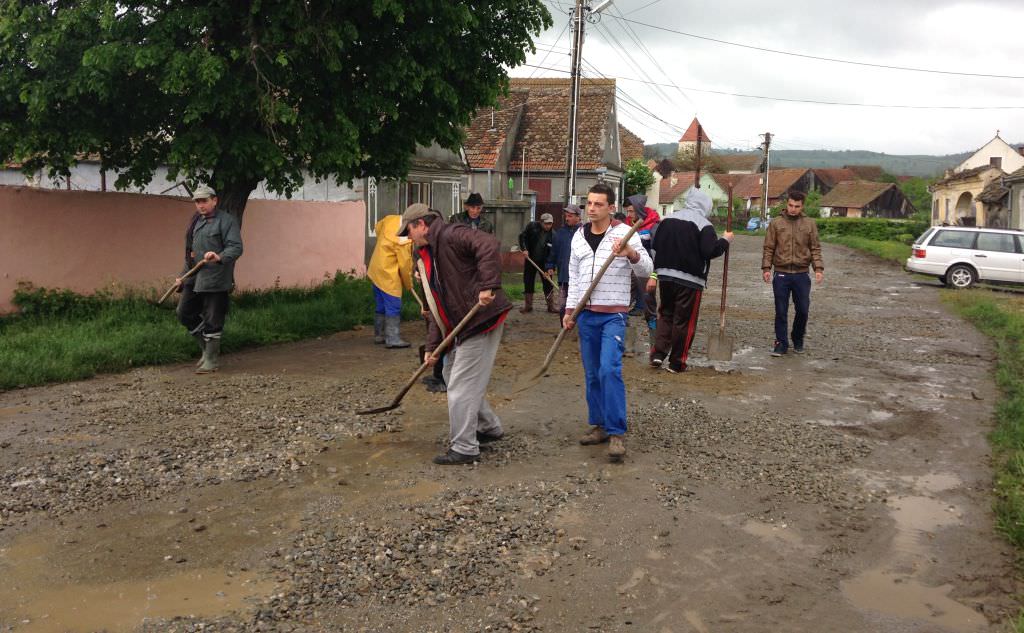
top-left (647, 188), bottom-right (732, 373)
top-left (517, 213), bottom-right (555, 313)
top-left (398, 203), bottom-right (512, 465)
top-left (563, 183), bottom-right (652, 462)
top-left (176, 185), bottom-right (243, 374)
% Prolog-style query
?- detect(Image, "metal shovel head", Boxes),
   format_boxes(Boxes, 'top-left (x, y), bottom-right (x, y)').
top-left (706, 330), bottom-right (734, 362)
top-left (356, 402), bottom-right (399, 415)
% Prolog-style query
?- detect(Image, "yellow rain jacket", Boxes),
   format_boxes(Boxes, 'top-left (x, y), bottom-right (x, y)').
top-left (367, 215), bottom-right (413, 297)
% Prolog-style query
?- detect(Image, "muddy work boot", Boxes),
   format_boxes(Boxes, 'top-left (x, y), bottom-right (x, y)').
top-left (192, 331), bottom-right (207, 368)
top-left (373, 313), bottom-right (386, 344)
top-left (607, 435), bottom-right (626, 461)
top-left (195, 338), bottom-right (220, 374)
top-left (545, 292), bottom-right (559, 314)
top-left (579, 426), bottom-right (609, 445)
top-left (384, 315), bottom-right (410, 349)
top-left (520, 293), bottom-right (534, 313)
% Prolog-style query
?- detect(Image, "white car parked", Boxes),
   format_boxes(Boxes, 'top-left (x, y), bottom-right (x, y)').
top-left (906, 226), bottom-right (1024, 288)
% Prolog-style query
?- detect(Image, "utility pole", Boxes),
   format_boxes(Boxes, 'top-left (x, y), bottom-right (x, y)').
top-left (760, 132), bottom-right (772, 222)
top-left (694, 123), bottom-right (704, 188)
top-left (563, 0), bottom-right (614, 207)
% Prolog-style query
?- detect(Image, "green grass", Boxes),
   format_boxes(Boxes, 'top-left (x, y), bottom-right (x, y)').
top-left (0, 271), bottom-right (535, 391)
top-left (943, 290), bottom-right (1024, 549)
top-left (820, 235), bottom-right (911, 264)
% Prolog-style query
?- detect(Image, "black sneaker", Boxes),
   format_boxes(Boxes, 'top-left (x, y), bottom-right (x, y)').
top-left (425, 380), bottom-right (447, 393)
top-left (771, 342), bottom-right (787, 357)
top-left (666, 362), bottom-right (685, 373)
top-left (649, 352), bottom-right (666, 367)
top-left (793, 343), bottom-right (805, 354)
top-left (476, 431), bottom-right (504, 444)
top-left (432, 450), bottom-right (477, 465)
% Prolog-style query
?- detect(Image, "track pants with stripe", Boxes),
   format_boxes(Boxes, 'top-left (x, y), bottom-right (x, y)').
top-left (652, 280), bottom-right (703, 371)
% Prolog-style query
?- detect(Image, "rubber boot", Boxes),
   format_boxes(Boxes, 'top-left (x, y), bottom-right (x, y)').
top-left (373, 313), bottom-right (386, 344)
top-left (545, 291), bottom-right (558, 313)
top-left (384, 315), bottom-right (410, 348)
top-left (520, 293), bottom-right (534, 313)
top-left (196, 338), bottom-right (220, 374)
top-left (193, 331), bottom-right (207, 368)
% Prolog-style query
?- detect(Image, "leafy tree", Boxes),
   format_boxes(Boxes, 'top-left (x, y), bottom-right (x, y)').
top-left (0, 1), bottom-right (551, 223)
top-left (623, 158), bottom-right (654, 198)
top-left (894, 177), bottom-right (934, 222)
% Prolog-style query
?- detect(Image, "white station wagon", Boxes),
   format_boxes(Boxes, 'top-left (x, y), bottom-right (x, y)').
top-left (906, 226), bottom-right (1024, 288)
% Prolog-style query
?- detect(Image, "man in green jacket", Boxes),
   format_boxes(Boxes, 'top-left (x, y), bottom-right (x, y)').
top-left (761, 190), bottom-right (824, 356)
top-left (176, 185), bottom-right (244, 373)
top-left (448, 192), bottom-right (495, 234)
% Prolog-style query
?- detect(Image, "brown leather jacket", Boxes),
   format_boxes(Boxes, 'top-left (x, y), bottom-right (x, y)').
top-left (420, 220), bottom-right (512, 352)
top-left (761, 213), bottom-right (824, 274)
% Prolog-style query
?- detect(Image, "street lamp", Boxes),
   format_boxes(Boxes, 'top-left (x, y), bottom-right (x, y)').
top-left (563, 0), bottom-right (614, 206)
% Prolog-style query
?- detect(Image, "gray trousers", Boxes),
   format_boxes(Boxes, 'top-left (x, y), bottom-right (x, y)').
top-left (442, 323), bottom-right (504, 456)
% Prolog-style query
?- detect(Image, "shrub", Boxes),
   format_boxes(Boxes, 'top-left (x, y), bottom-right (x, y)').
top-left (814, 217), bottom-right (929, 242)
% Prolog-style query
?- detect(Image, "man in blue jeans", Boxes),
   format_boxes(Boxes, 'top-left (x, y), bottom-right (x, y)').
top-left (563, 183), bottom-right (652, 462)
top-left (761, 190), bottom-right (825, 356)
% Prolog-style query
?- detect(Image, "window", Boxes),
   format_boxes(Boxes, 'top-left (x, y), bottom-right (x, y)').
top-left (976, 232), bottom-right (1017, 253)
top-left (990, 157), bottom-right (1003, 170)
top-left (407, 181), bottom-right (431, 206)
top-left (930, 230), bottom-right (976, 248)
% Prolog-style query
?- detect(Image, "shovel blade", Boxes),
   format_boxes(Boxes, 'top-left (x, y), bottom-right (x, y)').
top-left (356, 402), bottom-right (399, 416)
top-left (706, 332), bottom-right (734, 362)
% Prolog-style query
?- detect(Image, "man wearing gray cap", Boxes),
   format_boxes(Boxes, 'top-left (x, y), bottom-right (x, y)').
top-left (398, 203), bottom-right (512, 465)
top-left (175, 185), bottom-right (243, 373)
top-left (546, 204), bottom-right (582, 319)
top-left (517, 212), bottom-right (555, 313)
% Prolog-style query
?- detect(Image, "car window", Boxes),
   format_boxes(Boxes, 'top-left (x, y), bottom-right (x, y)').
top-left (976, 232), bottom-right (1017, 253)
top-left (915, 227), bottom-right (936, 245)
top-left (930, 230), bottom-right (975, 249)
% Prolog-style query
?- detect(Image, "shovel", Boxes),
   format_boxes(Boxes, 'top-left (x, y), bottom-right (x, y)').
top-left (523, 254), bottom-right (557, 303)
top-left (706, 186), bottom-right (734, 362)
top-left (517, 218), bottom-right (643, 390)
top-left (156, 261), bottom-right (204, 304)
top-left (356, 301), bottom-right (484, 415)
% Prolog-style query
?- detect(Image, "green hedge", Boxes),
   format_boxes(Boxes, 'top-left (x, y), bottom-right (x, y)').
top-left (814, 217), bottom-right (929, 244)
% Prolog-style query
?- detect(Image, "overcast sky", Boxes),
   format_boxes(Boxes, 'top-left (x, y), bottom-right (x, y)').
top-left (514, 0), bottom-right (1024, 156)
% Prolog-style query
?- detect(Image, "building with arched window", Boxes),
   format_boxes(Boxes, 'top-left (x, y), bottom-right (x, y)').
top-left (929, 133), bottom-right (1024, 227)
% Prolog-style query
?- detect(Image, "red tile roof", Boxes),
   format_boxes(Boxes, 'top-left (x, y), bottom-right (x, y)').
top-left (506, 78), bottom-right (618, 173)
top-left (818, 181), bottom-right (895, 208)
top-left (715, 153), bottom-right (761, 173)
top-left (659, 171), bottom-right (697, 205)
top-left (843, 165), bottom-right (885, 181)
top-left (619, 125), bottom-right (645, 163)
top-left (812, 168), bottom-right (858, 188)
top-left (732, 168), bottom-right (811, 200)
top-left (711, 173), bottom-right (746, 194)
top-left (678, 118), bottom-right (711, 144)
top-left (464, 92), bottom-right (529, 170)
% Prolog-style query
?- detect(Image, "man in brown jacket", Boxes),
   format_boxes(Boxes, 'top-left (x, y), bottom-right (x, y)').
top-left (398, 203), bottom-right (512, 465)
top-left (761, 190), bottom-right (824, 356)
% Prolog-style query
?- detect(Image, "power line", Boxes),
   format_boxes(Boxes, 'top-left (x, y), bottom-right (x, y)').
top-left (520, 63), bottom-right (1024, 110)
top-left (621, 0), bottom-right (666, 16)
top-left (528, 17), bottom-right (572, 79)
top-left (602, 14), bottom-right (1024, 80)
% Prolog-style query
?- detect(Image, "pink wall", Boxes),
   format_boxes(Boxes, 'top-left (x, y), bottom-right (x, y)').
top-left (0, 186), bottom-right (366, 313)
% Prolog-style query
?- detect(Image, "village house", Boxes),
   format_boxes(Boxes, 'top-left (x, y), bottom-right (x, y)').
top-left (819, 181), bottom-right (915, 218)
top-left (731, 168), bottom-right (819, 212)
top-left (1005, 166), bottom-right (1024, 230)
top-left (929, 133), bottom-right (1024, 227)
top-left (462, 78), bottom-right (643, 207)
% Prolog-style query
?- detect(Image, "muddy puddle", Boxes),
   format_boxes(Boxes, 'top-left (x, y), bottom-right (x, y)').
top-left (842, 494), bottom-right (982, 631)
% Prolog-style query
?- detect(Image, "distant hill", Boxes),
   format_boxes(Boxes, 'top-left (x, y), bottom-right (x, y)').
top-left (643, 143), bottom-right (974, 178)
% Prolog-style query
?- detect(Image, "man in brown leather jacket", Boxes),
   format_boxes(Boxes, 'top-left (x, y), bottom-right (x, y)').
top-left (761, 190), bottom-right (824, 356)
top-left (398, 203), bottom-right (512, 465)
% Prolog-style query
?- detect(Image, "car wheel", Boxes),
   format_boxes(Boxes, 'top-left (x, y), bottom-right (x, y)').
top-left (947, 264), bottom-right (976, 289)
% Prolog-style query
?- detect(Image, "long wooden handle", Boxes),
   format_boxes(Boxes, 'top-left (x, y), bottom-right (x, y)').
top-left (524, 255), bottom-right (556, 286)
top-left (158, 261), bottom-right (205, 304)
top-left (719, 187), bottom-right (732, 333)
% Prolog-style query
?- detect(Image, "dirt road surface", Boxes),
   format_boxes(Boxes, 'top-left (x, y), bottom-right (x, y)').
top-left (0, 235), bottom-right (1018, 632)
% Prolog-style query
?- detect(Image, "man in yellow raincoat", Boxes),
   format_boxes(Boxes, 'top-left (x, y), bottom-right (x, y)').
top-left (367, 214), bottom-right (414, 348)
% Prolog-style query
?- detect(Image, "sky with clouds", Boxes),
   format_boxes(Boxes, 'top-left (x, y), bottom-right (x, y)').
top-left (515, 0), bottom-right (1024, 156)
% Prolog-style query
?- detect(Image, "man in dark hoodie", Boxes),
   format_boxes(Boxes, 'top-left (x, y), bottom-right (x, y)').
top-left (546, 203), bottom-right (582, 319)
top-left (648, 188), bottom-right (732, 373)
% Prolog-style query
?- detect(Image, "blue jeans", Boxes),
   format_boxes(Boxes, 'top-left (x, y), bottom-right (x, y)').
top-left (772, 272), bottom-right (811, 349)
top-left (577, 310), bottom-right (628, 436)
top-left (373, 285), bottom-right (402, 316)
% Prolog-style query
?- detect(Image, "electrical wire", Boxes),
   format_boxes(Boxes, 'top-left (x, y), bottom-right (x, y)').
top-left (603, 14), bottom-right (1024, 80)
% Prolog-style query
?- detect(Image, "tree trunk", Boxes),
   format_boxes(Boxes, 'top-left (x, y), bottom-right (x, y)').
top-left (216, 178), bottom-right (259, 227)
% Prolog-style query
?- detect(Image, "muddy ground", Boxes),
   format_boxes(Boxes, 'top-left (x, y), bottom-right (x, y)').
top-left (0, 235), bottom-right (1018, 632)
